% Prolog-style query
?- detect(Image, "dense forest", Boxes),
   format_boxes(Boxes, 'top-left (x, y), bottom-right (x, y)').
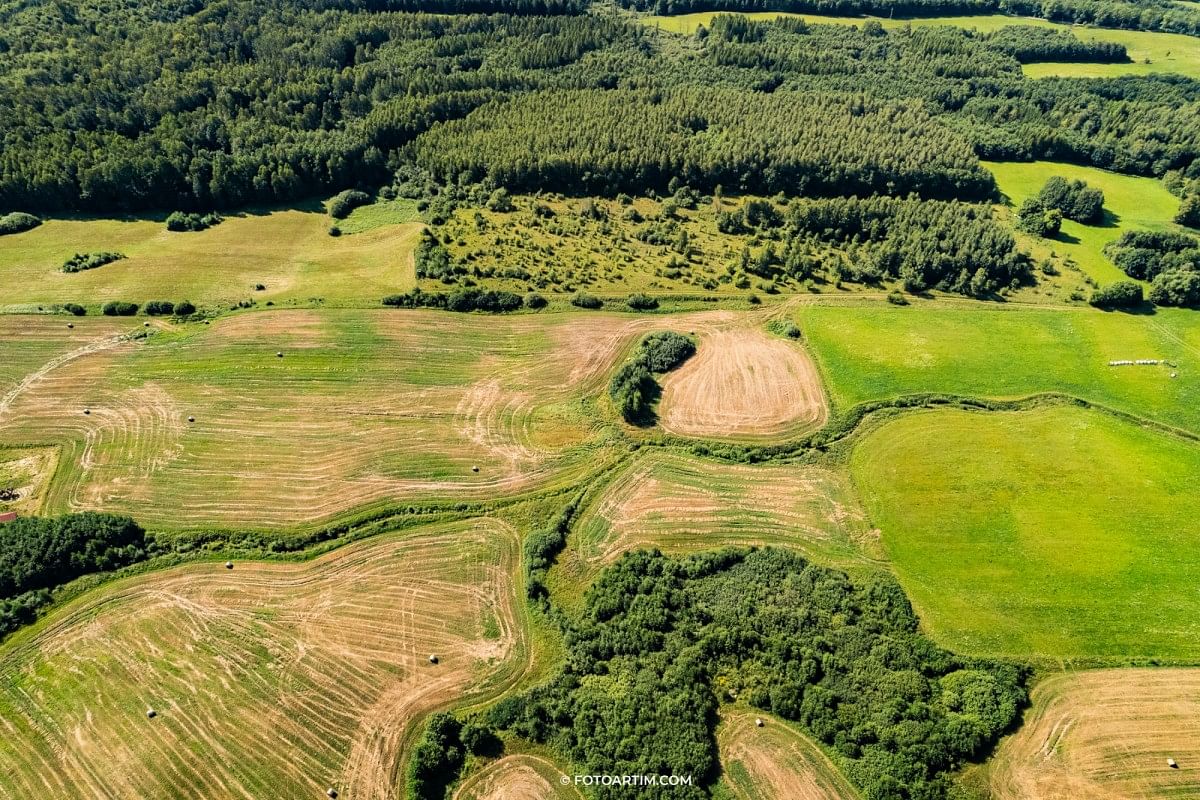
top-left (488, 547), bottom-right (1027, 800)
top-left (1, 3), bottom-right (1199, 212)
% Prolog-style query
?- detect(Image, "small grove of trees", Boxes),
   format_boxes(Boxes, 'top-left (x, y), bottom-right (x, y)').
top-left (0, 513), bottom-right (150, 639)
top-left (490, 547), bottom-right (1028, 800)
top-left (62, 252), bottom-right (125, 274)
top-left (1036, 176), bottom-right (1105, 223)
top-left (1090, 280), bottom-right (1144, 309)
top-left (165, 211), bottom-right (223, 232)
top-left (1016, 199), bottom-right (1062, 238)
top-left (1177, 196), bottom-right (1200, 229)
top-left (0, 212), bottom-right (40, 236)
top-left (327, 190), bottom-right (372, 219)
top-left (609, 332), bottom-right (696, 425)
top-left (984, 25), bottom-right (1128, 64)
top-left (1104, 230), bottom-right (1200, 281)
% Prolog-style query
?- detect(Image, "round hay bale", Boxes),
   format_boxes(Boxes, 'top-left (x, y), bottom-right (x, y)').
top-left (225, 561), bottom-right (234, 570)
top-left (67, 323), bottom-right (74, 329)
top-left (188, 416), bottom-right (195, 423)
top-left (276, 351), bottom-right (284, 358)
top-left (327, 789), bottom-right (339, 799)
top-left (83, 408), bottom-right (90, 415)
top-left (471, 465), bottom-right (479, 473)
top-left (428, 654), bottom-right (439, 664)
top-left (146, 708), bottom-right (157, 719)
top-left (1168, 758), bottom-right (1178, 769)
top-left (755, 718), bottom-right (764, 728)
top-left (143, 322), bottom-right (150, 327)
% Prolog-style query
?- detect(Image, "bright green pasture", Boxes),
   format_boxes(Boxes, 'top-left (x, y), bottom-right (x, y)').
top-left (0, 209), bottom-right (420, 311)
top-left (852, 405), bottom-right (1200, 662)
top-left (641, 12), bottom-right (1200, 78)
top-left (336, 199), bottom-right (421, 235)
top-left (985, 160), bottom-right (1182, 287)
top-left (799, 303), bottom-right (1200, 433)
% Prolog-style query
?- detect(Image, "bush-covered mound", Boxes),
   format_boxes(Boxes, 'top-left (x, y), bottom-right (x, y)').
top-left (610, 331), bottom-right (697, 424)
top-left (0, 212), bottom-right (41, 236)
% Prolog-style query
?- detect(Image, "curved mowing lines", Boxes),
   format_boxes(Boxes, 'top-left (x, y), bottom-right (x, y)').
top-left (0, 519), bottom-right (526, 800)
top-left (987, 669), bottom-right (1200, 800)
top-left (659, 328), bottom-right (828, 440)
top-left (719, 712), bottom-right (859, 800)
top-left (560, 452), bottom-right (872, 597)
top-left (454, 755), bottom-right (583, 800)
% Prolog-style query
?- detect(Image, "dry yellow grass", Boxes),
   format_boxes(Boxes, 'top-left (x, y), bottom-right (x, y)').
top-left (659, 327), bottom-right (828, 439)
top-left (454, 755), bottom-right (582, 800)
top-left (719, 711), bottom-right (859, 800)
top-left (0, 518), bottom-right (526, 800)
top-left (985, 669), bottom-right (1200, 800)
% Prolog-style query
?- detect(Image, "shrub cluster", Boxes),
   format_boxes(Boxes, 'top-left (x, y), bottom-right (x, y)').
top-left (0, 211), bottom-right (41, 236)
top-left (1016, 199), bottom-right (1062, 238)
top-left (62, 252), bottom-right (125, 273)
top-left (327, 189), bottom-right (371, 219)
top-left (1036, 176), bottom-right (1105, 223)
top-left (165, 211), bottom-right (222, 232)
top-left (62, 303), bottom-right (86, 316)
top-left (1090, 280), bottom-right (1144, 309)
top-left (101, 301), bottom-right (139, 316)
top-left (382, 287), bottom-right (524, 312)
top-left (571, 292), bottom-right (603, 309)
top-left (609, 331), bottom-right (696, 424)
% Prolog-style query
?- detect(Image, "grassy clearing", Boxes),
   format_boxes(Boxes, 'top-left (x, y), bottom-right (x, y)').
top-left (550, 450), bottom-right (878, 610)
top-left (337, 199), bottom-right (421, 235)
top-left (970, 668), bottom-right (1200, 799)
top-left (453, 754), bottom-right (582, 800)
top-left (984, 160), bottom-right (1183, 287)
top-left (799, 302), bottom-right (1200, 434)
top-left (718, 710), bottom-right (860, 800)
top-left (0, 208), bottom-right (420, 311)
top-left (641, 13), bottom-right (1200, 79)
top-left (0, 447), bottom-right (56, 515)
top-left (0, 518), bottom-right (526, 800)
top-left (0, 308), bottom-right (749, 533)
top-left (851, 405), bottom-right (1200, 662)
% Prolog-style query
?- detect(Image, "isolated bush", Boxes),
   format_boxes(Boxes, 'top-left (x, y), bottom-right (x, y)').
top-left (143, 300), bottom-right (175, 316)
top-left (1090, 280), bottom-right (1143, 309)
top-left (174, 300), bottom-right (197, 316)
top-left (524, 292), bottom-right (547, 309)
top-left (62, 252), bottom-right (125, 273)
top-left (328, 225), bottom-right (342, 237)
top-left (101, 301), bottom-right (139, 316)
top-left (571, 292), bottom-right (603, 309)
top-left (61, 303), bottom-right (86, 316)
top-left (0, 212), bottom-right (41, 236)
top-left (327, 189), bottom-right (371, 219)
top-left (626, 293), bottom-right (658, 310)
top-left (887, 290), bottom-right (909, 305)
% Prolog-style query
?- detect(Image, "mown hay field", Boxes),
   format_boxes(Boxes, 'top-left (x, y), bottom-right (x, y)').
top-left (454, 755), bottom-right (581, 800)
top-left (799, 303), bottom-right (1200, 434)
top-left (658, 327), bottom-right (828, 440)
top-left (851, 405), bottom-right (1200, 661)
top-left (0, 309), bottom-right (766, 532)
top-left (977, 668), bottom-right (1200, 799)
top-left (718, 711), bottom-right (860, 800)
top-left (0, 209), bottom-right (421, 311)
top-left (551, 450), bottom-right (877, 608)
top-left (0, 518), bottom-right (525, 800)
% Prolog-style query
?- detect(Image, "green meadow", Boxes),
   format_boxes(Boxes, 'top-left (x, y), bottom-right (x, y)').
top-left (0, 209), bottom-right (420, 311)
top-left (798, 303), bottom-right (1200, 433)
top-left (984, 160), bottom-right (1183, 287)
top-left (852, 405), bottom-right (1200, 662)
top-left (641, 12), bottom-right (1200, 79)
